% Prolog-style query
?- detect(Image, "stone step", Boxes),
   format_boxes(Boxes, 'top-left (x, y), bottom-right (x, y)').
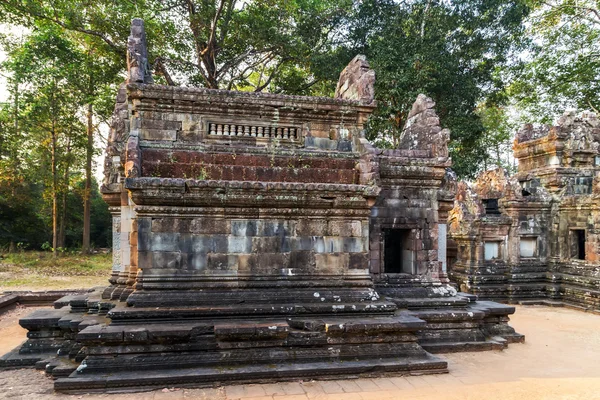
top-left (78, 314), bottom-right (427, 345)
top-left (0, 347), bottom-right (55, 369)
top-left (421, 340), bottom-right (506, 353)
top-left (107, 302), bottom-right (398, 321)
top-left (79, 341), bottom-right (431, 372)
top-left (55, 354), bottom-right (448, 393)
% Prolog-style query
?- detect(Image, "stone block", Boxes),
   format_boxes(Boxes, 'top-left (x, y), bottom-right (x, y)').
top-left (251, 252), bottom-right (289, 273)
top-left (150, 232), bottom-right (180, 252)
top-left (137, 217), bottom-right (151, 233)
top-left (140, 128), bottom-right (177, 141)
top-left (289, 251), bottom-right (316, 271)
top-left (188, 253), bottom-right (208, 271)
top-left (252, 237), bottom-right (280, 253)
top-left (152, 251), bottom-right (183, 269)
top-left (152, 218), bottom-right (191, 233)
top-left (342, 237), bottom-right (365, 253)
top-left (237, 254), bottom-right (253, 273)
top-left (261, 221), bottom-right (295, 236)
top-left (207, 254), bottom-right (237, 271)
top-left (323, 237), bottom-right (343, 253)
top-left (315, 253), bottom-right (349, 274)
top-left (231, 220), bottom-right (259, 236)
top-left (297, 219), bottom-right (327, 236)
top-left (137, 251), bottom-right (152, 268)
top-left (211, 235), bottom-right (229, 253)
top-left (348, 253), bottom-right (369, 269)
top-left (190, 218), bottom-right (230, 234)
top-left (137, 232), bottom-right (151, 252)
top-left (190, 235), bottom-right (212, 253)
top-left (311, 237), bottom-right (326, 253)
top-left (141, 119), bottom-right (180, 130)
top-left (228, 236), bottom-right (252, 253)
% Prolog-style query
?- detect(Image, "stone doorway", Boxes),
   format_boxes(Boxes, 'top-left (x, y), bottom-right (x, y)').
top-left (383, 228), bottom-right (415, 274)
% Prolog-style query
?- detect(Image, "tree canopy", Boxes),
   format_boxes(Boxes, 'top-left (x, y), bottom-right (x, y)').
top-left (509, 0), bottom-right (600, 123)
top-left (0, 0), bottom-right (598, 249)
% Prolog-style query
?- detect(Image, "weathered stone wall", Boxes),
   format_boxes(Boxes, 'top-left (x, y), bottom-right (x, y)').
top-left (368, 95), bottom-right (456, 302)
top-left (449, 111), bottom-right (600, 310)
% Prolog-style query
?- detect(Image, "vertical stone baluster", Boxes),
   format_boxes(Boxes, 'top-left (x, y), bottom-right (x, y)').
top-left (216, 124), bottom-right (223, 135)
top-left (257, 126), bottom-right (264, 137)
top-left (244, 126), bottom-right (250, 136)
top-left (210, 123), bottom-right (216, 135)
top-left (251, 126), bottom-right (256, 137)
top-left (284, 127), bottom-right (289, 139)
top-left (224, 124), bottom-right (229, 136)
top-left (237, 125), bottom-right (243, 136)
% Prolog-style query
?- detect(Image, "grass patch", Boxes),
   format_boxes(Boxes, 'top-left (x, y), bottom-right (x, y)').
top-left (0, 251), bottom-right (112, 292)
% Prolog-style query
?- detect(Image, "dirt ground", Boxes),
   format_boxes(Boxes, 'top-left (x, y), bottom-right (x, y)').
top-left (1, 305), bottom-right (600, 400)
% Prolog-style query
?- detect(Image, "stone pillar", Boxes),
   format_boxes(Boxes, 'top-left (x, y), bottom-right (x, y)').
top-left (438, 223), bottom-right (447, 273)
top-left (102, 208), bottom-right (122, 299)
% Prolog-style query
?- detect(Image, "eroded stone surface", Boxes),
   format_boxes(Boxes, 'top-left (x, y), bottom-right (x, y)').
top-left (449, 111), bottom-right (600, 310)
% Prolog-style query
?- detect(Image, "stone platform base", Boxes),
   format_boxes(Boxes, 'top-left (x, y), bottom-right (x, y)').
top-left (0, 288), bottom-right (526, 393)
top-left (380, 290), bottom-right (525, 353)
top-left (55, 356), bottom-right (447, 394)
top-left (0, 289), bottom-right (452, 393)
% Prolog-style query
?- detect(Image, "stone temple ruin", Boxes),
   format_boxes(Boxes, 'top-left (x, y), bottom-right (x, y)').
top-left (448, 111), bottom-right (600, 309)
top-left (0, 19), bottom-right (523, 393)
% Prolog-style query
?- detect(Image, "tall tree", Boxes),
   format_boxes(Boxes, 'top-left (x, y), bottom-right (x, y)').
top-left (0, 0), bottom-right (353, 94)
top-left (349, 0), bottom-right (530, 178)
top-left (509, 0), bottom-right (600, 122)
top-left (2, 26), bottom-right (87, 256)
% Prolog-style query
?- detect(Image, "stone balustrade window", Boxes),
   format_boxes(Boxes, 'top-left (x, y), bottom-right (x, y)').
top-left (208, 122), bottom-right (299, 141)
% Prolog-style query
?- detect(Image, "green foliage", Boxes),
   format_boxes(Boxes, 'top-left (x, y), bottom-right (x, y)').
top-left (0, 0), bottom-right (353, 94)
top-left (509, 0), bottom-right (600, 122)
top-left (350, 0), bottom-right (530, 178)
top-left (476, 105), bottom-right (518, 174)
top-left (0, 26), bottom-right (113, 251)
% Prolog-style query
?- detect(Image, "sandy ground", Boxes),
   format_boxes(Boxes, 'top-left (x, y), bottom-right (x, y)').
top-left (1, 305), bottom-right (600, 400)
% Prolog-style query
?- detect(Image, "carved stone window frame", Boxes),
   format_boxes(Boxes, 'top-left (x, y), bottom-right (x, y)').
top-left (483, 238), bottom-right (505, 262)
top-left (519, 236), bottom-right (538, 260)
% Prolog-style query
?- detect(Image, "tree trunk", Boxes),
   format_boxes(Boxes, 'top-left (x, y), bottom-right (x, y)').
top-left (82, 103), bottom-right (93, 254)
top-left (496, 143), bottom-right (501, 168)
top-left (58, 139), bottom-right (71, 249)
top-left (51, 122), bottom-right (58, 258)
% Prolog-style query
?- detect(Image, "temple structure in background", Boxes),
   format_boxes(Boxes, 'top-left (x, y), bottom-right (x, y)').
top-left (449, 112), bottom-right (600, 310)
top-left (0, 19), bottom-right (522, 393)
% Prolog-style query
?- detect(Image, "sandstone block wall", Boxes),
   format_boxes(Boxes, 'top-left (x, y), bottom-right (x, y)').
top-left (449, 111), bottom-right (600, 310)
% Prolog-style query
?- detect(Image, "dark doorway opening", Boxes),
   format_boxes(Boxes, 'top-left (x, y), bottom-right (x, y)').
top-left (482, 199), bottom-right (500, 215)
top-left (571, 229), bottom-right (586, 260)
top-left (383, 229), bottom-right (414, 274)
